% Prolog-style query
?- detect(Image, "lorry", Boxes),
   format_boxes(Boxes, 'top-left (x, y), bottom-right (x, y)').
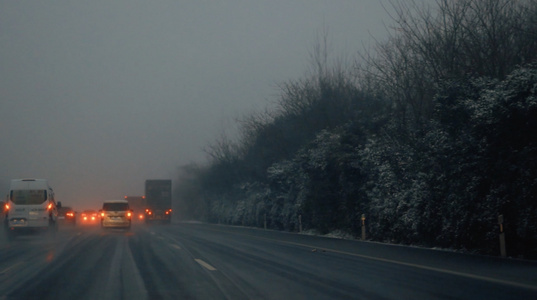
top-left (3, 179), bottom-right (58, 240)
top-left (144, 180), bottom-right (172, 224)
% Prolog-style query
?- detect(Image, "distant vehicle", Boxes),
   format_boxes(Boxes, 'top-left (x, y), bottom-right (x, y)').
top-left (80, 210), bottom-right (99, 225)
top-left (144, 180), bottom-right (172, 224)
top-left (57, 206), bottom-right (77, 226)
top-left (3, 179), bottom-right (58, 240)
top-left (100, 200), bottom-right (132, 229)
top-left (0, 200), bottom-right (5, 218)
top-left (124, 196), bottom-right (146, 222)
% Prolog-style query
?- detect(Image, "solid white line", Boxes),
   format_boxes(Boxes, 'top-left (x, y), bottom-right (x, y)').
top-left (281, 240), bottom-right (537, 292)
top-left (204, 227), bottom-right (537, 292)
top-left (195, 259), bottom-right (217, 271)
top-left (0, 262), bottom-right (23, 275)
top-left (171, 244), bottom-right (182, 250)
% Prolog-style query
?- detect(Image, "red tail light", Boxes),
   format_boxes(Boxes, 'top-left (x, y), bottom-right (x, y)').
top-left (47, 203), bottom-right (53, 211)
top-left (4, 203), bottom-right (9, 211)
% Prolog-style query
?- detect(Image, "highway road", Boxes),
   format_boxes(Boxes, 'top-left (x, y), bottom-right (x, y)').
top-left (1, 222), bottom-right (536, 299)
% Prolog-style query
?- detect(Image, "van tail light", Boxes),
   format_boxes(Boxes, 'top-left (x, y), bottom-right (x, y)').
top-left (4, 203), bottom-right (9, 211)
top-left (47, 203), bottom-right (53, 211)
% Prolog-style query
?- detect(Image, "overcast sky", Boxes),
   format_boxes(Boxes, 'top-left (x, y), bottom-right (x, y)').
top-left (1, 0), bottom-right (406, 210)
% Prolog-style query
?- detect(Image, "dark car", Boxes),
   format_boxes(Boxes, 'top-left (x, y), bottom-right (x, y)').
top-left (80, 209), bottom-right (99, 225)
top-left (57, 206), bottom-right (76, 226)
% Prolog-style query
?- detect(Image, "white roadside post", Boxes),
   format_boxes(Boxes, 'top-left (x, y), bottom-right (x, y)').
top-left (498, 214), bottom-right (506, 257)
top-left (361, 214), bottom-right (366, 240)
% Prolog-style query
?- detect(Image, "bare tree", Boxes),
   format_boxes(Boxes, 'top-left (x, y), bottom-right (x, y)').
top-left (203, 132), bottom-right (241, 165)
top-left (357, 0), bottom-right (537, 126)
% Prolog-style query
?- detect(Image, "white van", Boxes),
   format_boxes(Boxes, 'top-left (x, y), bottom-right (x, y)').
top-left (3, 179), bottom-right (58, 240)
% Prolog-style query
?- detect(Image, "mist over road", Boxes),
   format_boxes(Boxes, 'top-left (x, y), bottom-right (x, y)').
top-left (1, 223), bottom-right (536, 299)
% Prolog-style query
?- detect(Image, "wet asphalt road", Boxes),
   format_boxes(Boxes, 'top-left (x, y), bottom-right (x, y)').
top-left (1, 222), bottom-right (536, 300)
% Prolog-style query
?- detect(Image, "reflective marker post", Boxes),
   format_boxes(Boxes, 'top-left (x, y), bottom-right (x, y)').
top-left (361, 214), bottom-right (366, 240)
top-left (498, 215), bottom-right (506, 257)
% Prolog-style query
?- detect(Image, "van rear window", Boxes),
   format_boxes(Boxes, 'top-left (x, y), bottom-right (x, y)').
top-left (11, 190), bottom-right (47, 205)
top-left (102, 203), bottom-right (129, 211)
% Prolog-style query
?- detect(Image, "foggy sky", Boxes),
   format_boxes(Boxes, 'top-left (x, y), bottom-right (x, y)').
top-left (1, 0), bottom-right (397, 210)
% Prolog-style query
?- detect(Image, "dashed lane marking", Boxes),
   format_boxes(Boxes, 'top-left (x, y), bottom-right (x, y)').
top-left (195, 259), bottom-right (217, 271)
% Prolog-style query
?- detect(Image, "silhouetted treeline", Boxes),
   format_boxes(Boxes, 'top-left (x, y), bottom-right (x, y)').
top-left (175, 0), bottom-right (537, 258)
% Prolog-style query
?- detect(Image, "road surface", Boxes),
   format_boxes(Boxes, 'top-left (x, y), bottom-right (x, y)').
top-left (1, 223), bottom-right (536, 299)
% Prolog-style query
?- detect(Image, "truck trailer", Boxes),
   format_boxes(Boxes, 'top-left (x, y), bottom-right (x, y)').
top-left (144, 180), bottom-right (172, 224)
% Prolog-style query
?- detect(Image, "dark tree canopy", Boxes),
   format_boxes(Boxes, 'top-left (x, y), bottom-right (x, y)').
top-left (175, 0), bottom-right (537, 259)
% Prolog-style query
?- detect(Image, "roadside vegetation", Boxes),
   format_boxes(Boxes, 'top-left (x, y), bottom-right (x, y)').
top-left (175, 0), bottom-right (537, 258)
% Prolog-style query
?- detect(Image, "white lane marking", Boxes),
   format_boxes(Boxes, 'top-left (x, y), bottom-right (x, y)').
top-left (204, 227), bottom-right (537, 292)
top-left (278, 240), bottom-right (537, 292)
top-left (103, 237), bottom-right (123, 299)
top-left (171, 244), bottom-right (181, 250)
top-left (0, 262), bottom-right (23, 275)
top-left (122, 238), bottom-right (149, 300)
top-left (195, 259), bottom-right (217, 271)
